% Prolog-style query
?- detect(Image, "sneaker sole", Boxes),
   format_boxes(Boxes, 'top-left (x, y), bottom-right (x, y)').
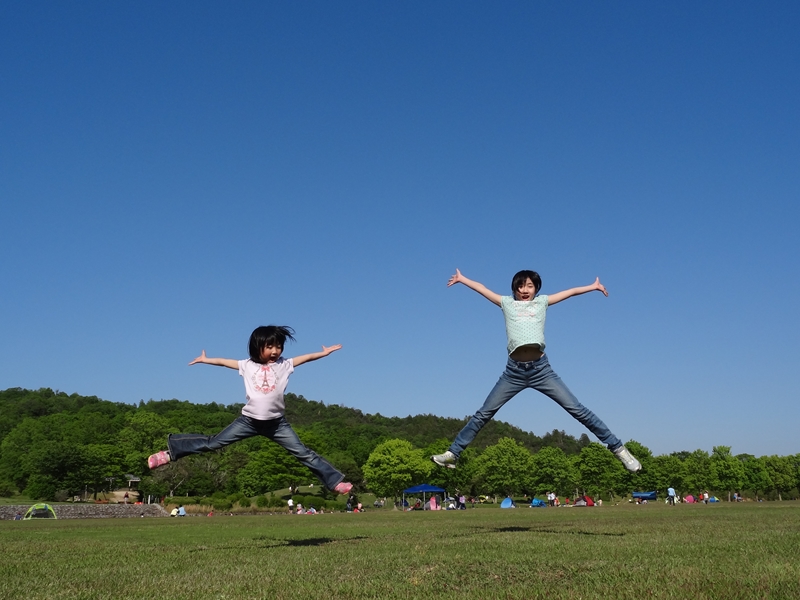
top-left (431, 457), bottom-right (457, 469)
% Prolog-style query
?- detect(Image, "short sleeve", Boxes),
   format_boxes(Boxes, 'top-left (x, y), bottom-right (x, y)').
top-left (238, 359), bottom-right (247, 376)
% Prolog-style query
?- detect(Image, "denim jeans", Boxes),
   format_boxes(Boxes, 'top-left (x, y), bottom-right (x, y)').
top-left (167, 415), bottom-right (345, 490)
top-left (449, 354), bottom-right (622, 456)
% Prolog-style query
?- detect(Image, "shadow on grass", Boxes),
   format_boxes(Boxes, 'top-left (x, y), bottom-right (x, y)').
top-left (490, 526), bottom-right (625, 537)
top-left (190, 535), bottom-right (368, 552)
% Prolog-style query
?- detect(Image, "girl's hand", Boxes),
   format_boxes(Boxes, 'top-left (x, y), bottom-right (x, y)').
top-left (321, 344), bottom-right (342, 356)
top-left (448, 268), bottom-right (465, 287)
top-left (593, 277), bottom-right (608, 297)
top-left (189, 350), bottom-right (208, 365)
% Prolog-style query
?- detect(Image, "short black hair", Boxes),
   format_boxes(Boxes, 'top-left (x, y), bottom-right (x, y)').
top-left (511, 270), bottom-right (542, 296)
top-left (248, 325), bottom-right (296, 363)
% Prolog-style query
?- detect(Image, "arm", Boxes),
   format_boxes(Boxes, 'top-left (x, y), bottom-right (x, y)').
top-left (188, 350), bottom-right (239, 370)
top-left (292, 344), bottom-right (342, 367)
top-left (547, 277), bottom-right (608, 306)
top-left (447, 268), bottom-right (502, 306)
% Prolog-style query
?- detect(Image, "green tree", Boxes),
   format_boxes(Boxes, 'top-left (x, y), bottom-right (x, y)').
top-left (574, 443), bottom-right (626, 500)
top-left (648, 454), bottom-right (686, 495)
top-left (737, 454), bottom-right (771, 501)
top-left (362, 439), bottom-right (432, 500)
top-left (80, 444), bottom-right (125, 499)
top-left (472, 438), bottom-right (535, 497)
top-left (710, 446), bottom-right (745, 501)
top-left (763, 455), bottom-right (797, 501)
top-left (530, 446), bottom-right (574, 496)
top-left (682, 450), bottom-right (713, 495)
top-left (236, 444), bottom-right (312, 496)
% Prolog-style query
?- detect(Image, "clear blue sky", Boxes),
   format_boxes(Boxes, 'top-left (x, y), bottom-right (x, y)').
top-left (2, 2), bottom-right (798, 457)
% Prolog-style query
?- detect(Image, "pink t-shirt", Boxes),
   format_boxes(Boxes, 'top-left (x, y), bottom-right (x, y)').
top-left (238, 357), bottom-right (294, 420)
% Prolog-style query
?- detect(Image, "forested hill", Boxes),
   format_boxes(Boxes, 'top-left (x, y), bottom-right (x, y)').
top-left (283, 394), bottom-right (590, 455)
top-left (0, 387), bottom-right (591, 500)
top-left (0, 387), bottom-right (589, 456)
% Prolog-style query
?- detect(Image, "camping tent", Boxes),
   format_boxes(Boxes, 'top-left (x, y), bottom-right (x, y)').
top-left (403, 484), bottom-right (445, 511)
top-left (500, 497), bottom-right (517, 508)
top-left (530, 498), bottom-right (547, 507)
top-left (23, 503), bottom-right (57, 519)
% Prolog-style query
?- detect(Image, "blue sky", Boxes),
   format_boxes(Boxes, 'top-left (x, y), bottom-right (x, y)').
top-left (2, 2), bottom-right (798, 457)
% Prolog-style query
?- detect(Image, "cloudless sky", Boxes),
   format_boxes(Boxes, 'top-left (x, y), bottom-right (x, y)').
top-left (2, 2), bottom-right (798, 457)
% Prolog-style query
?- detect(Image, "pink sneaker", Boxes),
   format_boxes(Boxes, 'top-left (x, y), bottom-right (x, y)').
top-left (333, 481), bottom-right (353, 495)
top-left (148, 451), bottom-right (171, 470)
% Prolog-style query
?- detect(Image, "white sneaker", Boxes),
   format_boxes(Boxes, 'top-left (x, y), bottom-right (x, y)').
top-left (431, 451), bottom-right (458, 469)
top-left (614, 446), bottom-right (642, 472)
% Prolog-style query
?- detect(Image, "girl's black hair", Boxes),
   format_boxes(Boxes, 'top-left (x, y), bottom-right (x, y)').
top-left (511, 270), bottom-right (542, 296)
top-left (248, 325), bottom-right (296, 363)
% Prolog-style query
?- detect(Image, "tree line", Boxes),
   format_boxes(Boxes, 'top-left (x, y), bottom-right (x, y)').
top-left (0, 388), bottom-right (796, 502)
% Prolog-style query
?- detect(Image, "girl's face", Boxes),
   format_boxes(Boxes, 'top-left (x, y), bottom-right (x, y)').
top-left (515, 278), bottom-right (537, 301)
top-left (260, 344), bottom-right (284, 363)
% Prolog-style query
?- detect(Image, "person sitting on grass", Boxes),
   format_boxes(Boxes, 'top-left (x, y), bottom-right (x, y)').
top-left (147, 325), bottom-right (353, 497)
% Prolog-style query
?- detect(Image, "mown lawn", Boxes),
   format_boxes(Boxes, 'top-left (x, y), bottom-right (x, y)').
top-left (1, 501), bottom-right (798, 599)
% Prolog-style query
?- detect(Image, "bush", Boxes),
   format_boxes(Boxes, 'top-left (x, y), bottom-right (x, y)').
top-left (213, 499), bottom-right (233, 511)
top-left (256, 495), bottom-right (270, 508)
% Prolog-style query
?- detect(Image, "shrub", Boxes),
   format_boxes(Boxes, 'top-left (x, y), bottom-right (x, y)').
top-left (256, 495), bottom-right (269, 508)
top-left (213, 499), bottom-right (233, 511)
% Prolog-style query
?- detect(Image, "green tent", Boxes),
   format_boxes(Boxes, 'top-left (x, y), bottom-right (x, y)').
top-left (23, 503), bottom-right (57, 520)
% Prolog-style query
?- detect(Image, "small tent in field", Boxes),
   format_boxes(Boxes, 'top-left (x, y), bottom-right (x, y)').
top-left (530, 498), bottom-right (547, 507)
top-left (500, 497), bottom-right (516, 508)
top-left (23, 503), bottom-right (57, 519)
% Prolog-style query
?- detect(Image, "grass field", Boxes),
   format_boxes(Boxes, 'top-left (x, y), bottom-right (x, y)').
top-left (1, 501), bottom-right (799, 600)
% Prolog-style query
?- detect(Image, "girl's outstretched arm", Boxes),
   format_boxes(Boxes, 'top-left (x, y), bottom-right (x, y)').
top-left (448, 268), bottom-right (502, 306)
top-left (189, 350), bottom-right (239, 370)
top-left (547, 277), bottom-right (608, 306)
top-left (292, 344), bottom-right (342, 367)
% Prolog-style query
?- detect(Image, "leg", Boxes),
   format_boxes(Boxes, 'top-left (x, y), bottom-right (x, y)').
top-left (168, 415), bottom-right (258, 460)
top-left (530, 356), bottom-right (622, 450)
top-left (264, 417), bottom-right (345, 491)
top-left (449, 361), bottom-right (527, 456)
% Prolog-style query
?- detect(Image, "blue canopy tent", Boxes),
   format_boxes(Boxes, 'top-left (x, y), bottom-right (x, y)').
top-left (632, 491), bottom-right (658, 501)
top-left (403, 484), bottom-right (446, 511)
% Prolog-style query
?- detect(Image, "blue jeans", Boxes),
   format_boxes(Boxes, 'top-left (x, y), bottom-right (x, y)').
top-left (167, 415), bottom-right (345, 490)
top-left (449, 354), bottom-right (622, 456)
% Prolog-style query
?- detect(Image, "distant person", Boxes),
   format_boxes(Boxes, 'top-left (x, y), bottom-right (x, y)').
top-left (667, 487), bottom-right (677, 506)
top-left (177, 505), bottom-right (186, 517)
top-left (170, 507), bottom-right (179, 517)
top-left (123, 491), bottom-right (129, 504)
top-left (14, 511), bottom-right (22, 520)
top-left (431, 269), bottom-right (641, 473)
top-left (147, 326), bottom-right (353, 496)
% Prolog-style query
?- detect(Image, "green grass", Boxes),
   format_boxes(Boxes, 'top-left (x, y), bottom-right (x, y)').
top-left (1, 502), bottom-right (799, 599)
